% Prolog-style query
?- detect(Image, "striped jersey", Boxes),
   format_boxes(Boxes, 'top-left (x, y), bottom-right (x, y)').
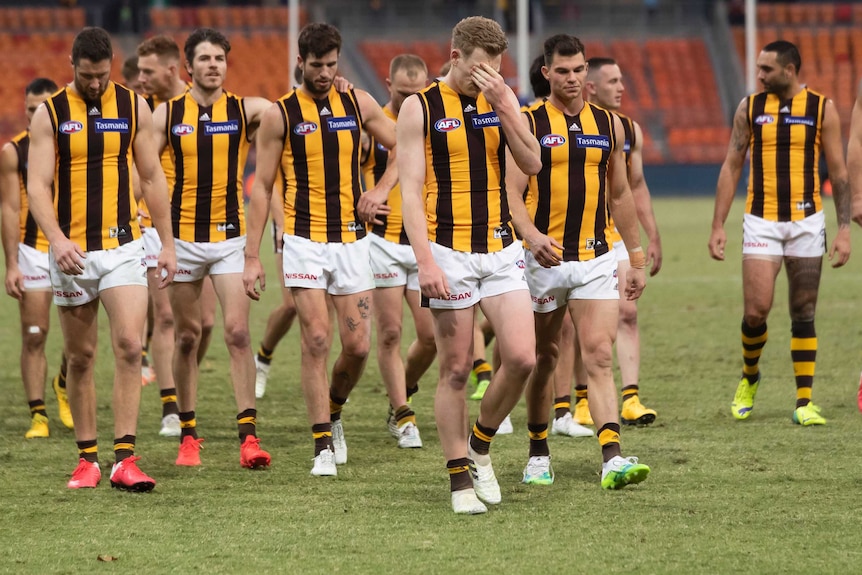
top-left (605, 111), bottom-right (636, 244)
top-left (10, 130), bottom-right (49, 252)
top-left (415, 81), bottom-right (511, 254)
top-left (524, 100), bottom-right (615, 261)
top-left (361, 105), bottom-right (408, 245)
top-left (277, 86), bottom-right (365, 243)
top-left (165, 90), bottom-right (249, 242)
top-left (43, 82), bottom-right (140, 252)
top-left (746, 88), bottom-right (825, 221)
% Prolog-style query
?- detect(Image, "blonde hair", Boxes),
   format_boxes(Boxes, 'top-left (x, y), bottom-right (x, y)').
top-left (451, 16), bottom-right (508, 58)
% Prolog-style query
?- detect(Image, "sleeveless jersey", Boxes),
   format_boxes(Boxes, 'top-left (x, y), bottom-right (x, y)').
top-left (277, 86), bottom-right (365, 243)
top-left (139, 92), bottom-right (180, 228)
top-left (746, 88), bottom-right (825, 222)
top-left (361, 105), bottom-right (408, 245)
top-left (165, 90), bottom-right (249, 242)
top-left (10, 130), bottom-right (49, 252)
top-left (416, 81), bottom-right (511, 254)
top-left (605, 111), bottom-right (636, 244)
top-left (43, 82), bottom-right (140, 252)
top-left (524, 100), bottom-right (615, 262)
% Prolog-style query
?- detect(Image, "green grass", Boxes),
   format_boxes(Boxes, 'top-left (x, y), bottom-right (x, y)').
top-left (3, 196), bottom-right (862, 574)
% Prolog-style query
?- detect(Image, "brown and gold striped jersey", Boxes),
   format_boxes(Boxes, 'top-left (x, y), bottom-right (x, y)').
top-left (140, 92), bottom-right (182, 228)
top-left (10, 130), bottom-right (49, 252)
top-left (277, 86), bottom-right (365, 243)
top-left (604, 111), bottom-right (636, 244)
top-left (746, 88), bottom-right (825, 222)
top-left (165, 90), bottom-right (249, 242)
top-left (524, 100), bottom-right (615, 261)
top-left (44, 82), bottom-right (140, 252)
top-left (416, 81), bottom-right (511, 254)
top-left (361, 105), bottom-right (408, 245)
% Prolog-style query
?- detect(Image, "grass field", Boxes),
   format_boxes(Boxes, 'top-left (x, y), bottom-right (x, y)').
top-left (2, 196), bottom-right (862, 574)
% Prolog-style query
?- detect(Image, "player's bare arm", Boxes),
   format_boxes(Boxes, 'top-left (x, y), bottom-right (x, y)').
top-left (0, 143), bottom-right (23, 298)
top-left (26, 105), bottom-right (84, 276)
top-left (504, 146), bottom-right (562, 268)
top-left (397, 94), bottom-right (449, 299)
top-left (473, 63), bottom-right (541, 175)
top-left (151, 102), bottom-right (170, 156)
top-left (630, 120), bottom-right (662, 276)
top-left (134, 95), bottom-right (176, 286)
top-left (820, 98), bottom-right (851, 267)
top-left (356, 89), bottom-right (398, 225)
top-left (709, 97), bottom-right (750, 261)
top-left (607, 115), bottom-right (646, 301)
top-left (243, 103), bottom-right (284, 301)
top-left (847, 80), bottom-right (862, 227)
top-left (242, 96), bottom-right (272, 141)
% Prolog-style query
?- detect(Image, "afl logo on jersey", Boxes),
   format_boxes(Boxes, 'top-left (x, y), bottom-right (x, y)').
top-left (171, 123), bottom-right (195, 136)
top-left (293, 122), bottom-right (318, 135)
top-left (754, 114), bottom-right (775, 125)
top-left (434, 118), bottom-right (462, 132)
top-left (540, 134), bottom-right (566, 148)
top-left (59, 121), bottom-right (83, 134)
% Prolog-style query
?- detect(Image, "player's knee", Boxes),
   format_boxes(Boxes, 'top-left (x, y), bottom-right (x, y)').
top-left (113, 334), bottom-right (143, 364)
top-left (342, 336), bottom-right (371, 361)
top-left (535, 342), bottom-right (560, 373)
top-left (581, 342), bottom-right (614, 371)
top-left (21, 326), bottom-right (48, 352)
top-left (65, 348), bottom-right (96, 372)
top-left (618, 302), bottom-right (638, 331)
top-left (175, 326), bottom-right (202, 355)
top-left (223, 324), bottom-right (251, 350)
top-left (301, 330), bottom-right (330, 359)
top-left (155, 308), bottom-right (175, 331)
top-left (503, 348), bottom-right (536, 380)
top-left (441, 364), bottom-right (472, 390)
top-left (378, 324), bottom-right (402, 350)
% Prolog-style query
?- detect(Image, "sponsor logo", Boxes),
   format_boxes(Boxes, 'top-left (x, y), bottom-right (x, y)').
top-left (374, 272), bottom-right (399, 280)
top-left (108, 226), bottom-right (129, 238)
top-left (443, 291), bottom-right (472, 301)
top-left (144, 254), bottom-right (158, 261)
top-left (586, 238), bottom-right (596, 250)
top-left (216, 222), bottom-right (237, 232)
top-left (540, 134), bottom-right (566, 148)
top-left (796, 201), bottom-right (814, 210)
top-left (783, 116), bottom-right (815, 127)
top-left (623, 139), bottom-right (631, 152)
top-left (434, 118), bottom-right (461, 132)
top-left (23, 273), bottom-right (48, 281)
top-left (463, 104), bottom-right (476, 113)
top-left (569, 122), bottom-right (581, 132)
top-left (493, 226), bottom-right (510, 239)
top-left (319, 106), bottom-right (331, 116)
top-left (575, 135), bottom-right (610, 150)
top-left (515, 259), bottom-right (526, 269)
top-left (471, 111), bottom-right (500, 129)
top-left (613, 269), bottom-right (618, 278)
top-left (88, 106), bottom-right (100, 116)
top-left (171, 123), bottom-right (195, 136)
top-left (175, 268), bottom-right (192, 275)
top-left (285, 272), bottom-right (319, 280)
top-left (55, 290), bottom-right (84, 298)
top-left (94, 118), bottom-right (130, 133)
top-left (347, 221), bottom-right (362, 232)
top-left (199, 112), bottom-right (211, 121)
top-left (293, 121), bottom-right (318, 135)
top-left (743, 241), bottom-right (768, 248)
top-left (531, 295), bottom-right (555, 304)
top-left (59, 121), bottom-right (84, 134)
top-left (376, 142), bottom-right (388, 152)
top-left (326, 116), bottom-right (359, 131)
top-left (754, 114), bottom-right (775, 125)
top-left (204, 120), bottom-right (240, 135)
top-left (779, 105), bottom-right (790, 113)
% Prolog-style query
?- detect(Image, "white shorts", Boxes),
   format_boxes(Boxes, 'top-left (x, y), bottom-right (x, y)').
top-left (141, 225), bottom-right (162, 269)
top-left (18, 243), bottom-right (51, 290)
top-left (525, 249), bottom-right (619, 313)
top-left (613, 239), bottom-right (629, 262)
top-left (370, 233), bottom-right (418, 290)
top-left (425, 240), bottom-right (529, 310)
top-left (282, 234), bottom-right (375, 295)
top-left (742, 212), bottom-right (826, 258)
top-left (50, 239), bottom-right (147, 306)
top-left (174, 236), bottom-right (246, 282)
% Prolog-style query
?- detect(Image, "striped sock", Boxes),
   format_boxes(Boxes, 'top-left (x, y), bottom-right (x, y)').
top-left (791, 321), bottom-right (816, 408)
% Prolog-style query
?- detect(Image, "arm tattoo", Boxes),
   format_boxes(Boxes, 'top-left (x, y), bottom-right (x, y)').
top-left (831, 177), bottom-right (851, 226)
top-left (730, 110), bottom-right (750, 153)
top-left (357, 296), bottom-right (370, 319)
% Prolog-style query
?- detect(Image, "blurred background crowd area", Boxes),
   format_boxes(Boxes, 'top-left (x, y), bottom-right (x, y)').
top-left (0, 0), bottom-right (857, 175)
